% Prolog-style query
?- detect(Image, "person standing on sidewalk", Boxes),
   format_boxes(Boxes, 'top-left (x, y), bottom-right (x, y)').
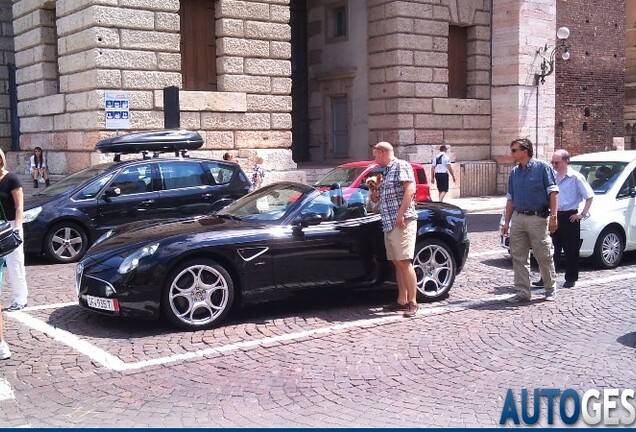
top-left (373, 142), bottom-right (419, 318)
top-left (430, 145), bottom-right (456, 202)
top-left (533, 149), bottom-right (594, 289)
top-left (0, 149), bottom-right (29, 311)
top-left (501, 138), bottom-right (559, 302)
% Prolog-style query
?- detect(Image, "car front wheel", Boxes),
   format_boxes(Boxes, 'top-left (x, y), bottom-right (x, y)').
top-left (162, 259), bottom-right (235, 330)
top-left (44, 222), bottom-right (89, 264)
top-left (593, 227), bottom-right (624, 269)
top-left (413, 239), bottom-right (456, 302)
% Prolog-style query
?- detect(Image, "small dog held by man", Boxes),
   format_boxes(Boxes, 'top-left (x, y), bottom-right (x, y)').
top-left (364, 174), bottom-right (383, 214)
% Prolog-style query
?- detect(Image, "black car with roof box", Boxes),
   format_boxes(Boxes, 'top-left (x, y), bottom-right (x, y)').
top-left (23, 129), bottom-right (251, 264)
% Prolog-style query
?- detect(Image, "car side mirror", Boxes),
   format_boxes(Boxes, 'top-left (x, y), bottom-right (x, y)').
top-left (103, 187), bottom-right (121, 199)
top-left (295, 212), bottom-right (323, 228)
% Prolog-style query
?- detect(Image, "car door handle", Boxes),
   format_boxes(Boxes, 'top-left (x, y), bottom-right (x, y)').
top-left (140, 200), bottom-right (155, 205)
top-left (202, 193), bottom-right (213, 199)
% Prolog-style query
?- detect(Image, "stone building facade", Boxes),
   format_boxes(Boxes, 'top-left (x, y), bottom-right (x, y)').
top-left (1, 0), bottom-right (298, 183)
top-left (0, 0), bottom-right (630, 196)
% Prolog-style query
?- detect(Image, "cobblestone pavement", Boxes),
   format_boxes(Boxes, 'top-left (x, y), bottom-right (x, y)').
top-left (0, 211), bottom-right (635, 427)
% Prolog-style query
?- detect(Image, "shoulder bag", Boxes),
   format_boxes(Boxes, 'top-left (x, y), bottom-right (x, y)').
top-left (0, 197), bottom-right (22, 257)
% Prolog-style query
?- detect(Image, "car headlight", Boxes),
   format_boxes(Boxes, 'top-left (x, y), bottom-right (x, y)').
top-left (118, 243), bottom-right (159, 275)
top-left (23, 206), bottom-right (42, 223)
top-left (93, 229), bottom-right (114, 247)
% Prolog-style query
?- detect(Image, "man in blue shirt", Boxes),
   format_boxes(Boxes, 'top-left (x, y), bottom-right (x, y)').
top-left (501, 138), bottom-right (559, 302)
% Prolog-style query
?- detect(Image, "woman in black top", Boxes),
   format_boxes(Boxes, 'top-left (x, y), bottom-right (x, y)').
top-left (0, 149), bottom-right (28, 312)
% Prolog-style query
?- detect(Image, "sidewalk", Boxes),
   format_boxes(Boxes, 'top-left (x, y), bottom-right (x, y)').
top-left (446, 195), bottom-right (507, 214)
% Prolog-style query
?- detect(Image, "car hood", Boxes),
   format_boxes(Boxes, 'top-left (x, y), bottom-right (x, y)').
top-left (86, 215), bottom-right (273, 258)
top-left (24, 192), bottom-right (62, 210)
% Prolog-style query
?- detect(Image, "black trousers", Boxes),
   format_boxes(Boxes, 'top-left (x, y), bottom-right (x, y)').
top-left (550, 211), bottom-right (580, 282)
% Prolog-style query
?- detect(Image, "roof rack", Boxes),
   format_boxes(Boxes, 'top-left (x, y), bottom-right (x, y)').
top-left (95, 129), bottom-right (204, 162)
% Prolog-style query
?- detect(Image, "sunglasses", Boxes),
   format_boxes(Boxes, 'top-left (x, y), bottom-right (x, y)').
top-left (510, 148), bottom-right (526, 154)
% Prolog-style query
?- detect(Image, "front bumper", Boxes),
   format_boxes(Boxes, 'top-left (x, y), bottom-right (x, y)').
top-left (77, 257), bottom-right (163, 320)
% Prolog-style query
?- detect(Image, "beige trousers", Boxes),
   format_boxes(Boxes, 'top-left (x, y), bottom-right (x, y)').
top-left (509, 212), bottom-right (556, 298)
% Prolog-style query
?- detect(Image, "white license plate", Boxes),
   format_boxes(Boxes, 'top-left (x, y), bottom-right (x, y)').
top-left (86, 295), bottom-right (115, 311)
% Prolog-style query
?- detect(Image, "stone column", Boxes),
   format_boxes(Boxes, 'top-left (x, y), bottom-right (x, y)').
top-left (492, 0), bottom-right (556, 179)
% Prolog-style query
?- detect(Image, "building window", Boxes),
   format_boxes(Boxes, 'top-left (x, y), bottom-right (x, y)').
top-left (326, 3), bottom-right (347, 42)
top-left (448, 25), bottom-right (467, 99)
top-left (180, 0), bottom-right (217, 91)
top-left (333, 7), bottom-right (346, 37)
top-left (331, 96), bottom-right (348, 157)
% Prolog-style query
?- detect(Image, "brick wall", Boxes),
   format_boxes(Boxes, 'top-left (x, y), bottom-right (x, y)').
top-left (556, 0), bottom-right (625, 155)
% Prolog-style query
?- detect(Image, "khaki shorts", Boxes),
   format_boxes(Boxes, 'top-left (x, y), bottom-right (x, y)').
top-left (384, 218), bottom-right (417, 261)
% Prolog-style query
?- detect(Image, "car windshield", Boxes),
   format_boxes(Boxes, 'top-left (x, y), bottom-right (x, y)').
top-left (217, 183), bottom-right (313, 222)
top-left (314, 167), bottom-right (368, 188)
top-left (569, 161), bottom-right (627, 195)
top-left (34, 162), bottom-right (117, 197)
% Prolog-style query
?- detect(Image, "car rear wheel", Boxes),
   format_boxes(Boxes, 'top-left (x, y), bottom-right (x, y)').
top-left (593, 227), bottom-right (624, 269)
top-left (413, 239), bottom-right (456, 302)
top-left (44, 222), bottom-right (88, 264)
top-left (162, 259), bottom-right (235, 330)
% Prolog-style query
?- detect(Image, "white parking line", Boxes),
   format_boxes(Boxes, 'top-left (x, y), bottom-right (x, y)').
top-left (5, 270), bottom-right (636, 372)
top-left (0, 378), bottom-right (15, 401)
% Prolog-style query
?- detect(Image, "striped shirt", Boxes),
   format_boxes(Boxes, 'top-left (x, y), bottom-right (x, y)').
top-left (379, 158), bottom-right (417, 232)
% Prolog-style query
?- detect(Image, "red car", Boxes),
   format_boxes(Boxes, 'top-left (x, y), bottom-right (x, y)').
top-left (314, 161), bottom-right (431, 202)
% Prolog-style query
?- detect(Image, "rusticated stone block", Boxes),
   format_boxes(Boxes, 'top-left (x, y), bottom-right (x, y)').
top-left (217, 18), bottom-right (245, 38)
top-left (245, 21), bottom-right (290, 41)
top-left (217, 38), bottom-right (270, 58)
top-left (155, 12), bottom-right (180, 32)
top-left (270, 41), bottom-right (291, 59)
top-left (201, 112), bottom-right (271, 130)
top-left (271, 113), bottom-right (292, 129)
top-left (244, 58), bottom-right (291, 77)
top-left (235, 130), bottom-right (291, 148)
top-left (217, 56), bottom-right (244, 74)
top-left (218, 75), bottom-right (271, 93)
top-left (157, 53), bottom-right (181, 71)
top-left (271, 77), bottom-right (291, 94)
top-left (122, 70), bottom-right (181, 89)
top-left (121, 30), bottom-right (179, 52)
top-left (219, 0), bottom-right (269, 20)
top-left (246, 95), bottom-right (291, 112)
top-left (201, 131), bottom-right (235, 149)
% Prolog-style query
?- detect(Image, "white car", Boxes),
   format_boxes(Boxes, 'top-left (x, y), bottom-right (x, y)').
top-left (500, 150), bottom-right (636, 269)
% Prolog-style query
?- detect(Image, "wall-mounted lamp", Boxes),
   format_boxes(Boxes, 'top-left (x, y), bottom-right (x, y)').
top-left (534, 26), bottom-right (571, 85)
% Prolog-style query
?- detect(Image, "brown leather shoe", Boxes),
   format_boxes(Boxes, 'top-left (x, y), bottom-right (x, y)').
top-left (402, 302), bottom-right (419, 318)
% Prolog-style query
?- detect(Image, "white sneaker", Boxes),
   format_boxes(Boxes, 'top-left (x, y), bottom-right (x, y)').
top-left (0, 341), bottom-right (11, 360)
